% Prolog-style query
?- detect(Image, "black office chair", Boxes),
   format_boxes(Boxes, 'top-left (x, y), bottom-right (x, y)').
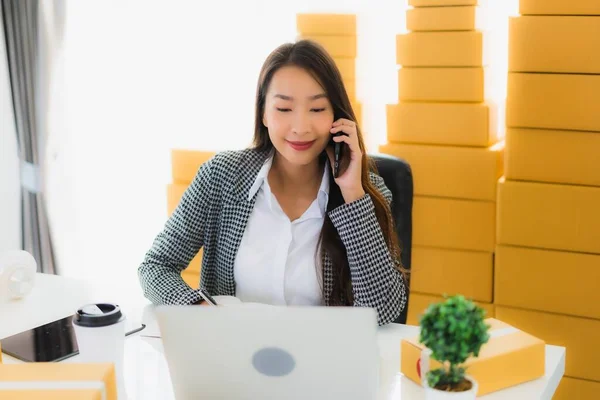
top-left (370, 153), bottom-right (413, 324)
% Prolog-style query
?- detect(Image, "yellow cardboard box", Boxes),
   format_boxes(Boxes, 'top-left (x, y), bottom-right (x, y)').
top-left (387, 102), bottom-right (498, 147)
top-left (407, 6), bottom-right (485, 31)
top-left (380, 142), bottom-right (503, 201)
top-left (410, 0), bottom-right (477, 6)
top-left (406, 292), bottom-right (494, 326)
top-left (398, 67), bottom-right (488, 102)
top-left (350, 101), bottom-right (362, 126)
top-left (297, 34), bottom-right (356, 58)
top-left (401, 318), bottom-right (545, 396)
top-left (506, 73), bottom-right (600, 132)
top-left (343, 79), bottom-right (356, 100)
top-left (410, 247), bottom-right (493, 302)
top-left (167, 183), bottom-right (188, 216)
top-left (509, 16), bottom-right (600, 74)
top-left (496, 306), bottom-right (600, 381)
top-left (413, 196), bottom-right (496, 252)
top-left (495, 245), bottom-right (600, 320)
top-left (497, 179), bottom-right (600, 254)
top-left (334, 57), bottom-right (355, 80)
top-left (396, 31), bottom-right (485, 67)
top-left (520, 0), bottom-right (600, 16)
top-left (171, 149), bottom-right (214, 184)
top-left (296, 14), bottom-right (356, 36)
top-left (0, 363), bottom-right (116, 400)
top-left (505, 128), bottom-right (600, 187)
top-left (554, 377), bottom-right (600, 400)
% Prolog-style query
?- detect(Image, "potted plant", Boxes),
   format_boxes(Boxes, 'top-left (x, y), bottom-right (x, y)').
top-left (419, 295), bottom-right (491, 399)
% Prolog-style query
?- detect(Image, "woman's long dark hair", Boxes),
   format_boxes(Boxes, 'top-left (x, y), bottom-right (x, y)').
top-left (253, 40), bottom-right (406, 305)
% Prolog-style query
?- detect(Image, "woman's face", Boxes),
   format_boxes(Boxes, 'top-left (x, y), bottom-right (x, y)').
top-left (263, 65), bottom-right (335, 167)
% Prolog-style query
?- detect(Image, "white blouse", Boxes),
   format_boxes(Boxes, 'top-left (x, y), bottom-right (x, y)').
top-left (233, 154), bottom-right (329, 306)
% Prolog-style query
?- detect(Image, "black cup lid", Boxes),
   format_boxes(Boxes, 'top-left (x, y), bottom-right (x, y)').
top-left (73, 303), bottom-right (124, 327)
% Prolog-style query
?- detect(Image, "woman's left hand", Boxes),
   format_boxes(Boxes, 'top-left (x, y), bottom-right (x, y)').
top-left (326, 118), bottom-right (366, 204)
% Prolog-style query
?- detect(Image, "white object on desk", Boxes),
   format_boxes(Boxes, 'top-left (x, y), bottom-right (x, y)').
top-left (0, 250), bottom-right (37, 302)
top-left (155, 305), bottom-right (380, 400)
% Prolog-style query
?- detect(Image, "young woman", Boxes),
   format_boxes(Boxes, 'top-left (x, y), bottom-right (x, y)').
top-left (138, 40), bottom-right (407, 325)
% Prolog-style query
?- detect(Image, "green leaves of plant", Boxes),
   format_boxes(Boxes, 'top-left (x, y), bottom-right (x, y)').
top-left (419, 295), bottom-right (491, 386)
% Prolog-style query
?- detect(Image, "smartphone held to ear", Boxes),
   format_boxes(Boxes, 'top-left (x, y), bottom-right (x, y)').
top-left (330, 132), bottom-right (348, 178)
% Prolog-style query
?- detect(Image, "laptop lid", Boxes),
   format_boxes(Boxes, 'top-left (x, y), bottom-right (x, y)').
top-left (155, 305), bottom-right (379, 400)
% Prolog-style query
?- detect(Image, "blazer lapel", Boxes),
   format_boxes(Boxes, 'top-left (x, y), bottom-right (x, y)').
top-left (218, 149), bottom-right (271, 296)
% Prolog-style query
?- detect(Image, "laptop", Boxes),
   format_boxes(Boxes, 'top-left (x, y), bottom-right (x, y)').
top-left (155, 305), bottom-right (380, 400)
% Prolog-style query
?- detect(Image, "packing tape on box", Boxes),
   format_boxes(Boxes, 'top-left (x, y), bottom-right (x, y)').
top-left (0, 250), bottom-right (37, 302)
top-left (419, 326), bottom-right (519, 386)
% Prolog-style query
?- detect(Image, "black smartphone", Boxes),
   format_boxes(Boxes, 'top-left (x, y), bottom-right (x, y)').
top-left (0, 315), bottom-right (146, 362)
top-left (330, 132), bottom-right (348, 178)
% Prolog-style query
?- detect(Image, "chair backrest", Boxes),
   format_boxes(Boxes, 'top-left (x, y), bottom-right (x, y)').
top-left (369, 153), bottom-right (413, 324)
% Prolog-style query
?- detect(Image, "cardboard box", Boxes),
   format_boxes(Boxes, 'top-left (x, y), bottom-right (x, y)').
top-left (410, 247), bottom-right (493, 302)
top-left (495, 306), bottom-right (600, 381)
top-left (171, 150), bottom-right (214, 184)
top-left (344, 79), bottom-right (356, 100)
top-left (396, 31), bottom-right (485, 67)
top-left (506, 73), bottom-right (600, 132)
top-left (410, 0), bottom-right (477, 6)
top-left (0, 363), bottom-right (116, 400)
top-left (495, 245), bottom-right (600, 320)
top-left (398, 67), bottom-right (488, 102)
top-left (387, 102), bottom-right (498, 147)
top-left (505, 128), bottom-right (600, 187)
top-left (407, 6), bottom-right (486, 31)
top-left (379, 142), bottom-right (503, 201)
top-left (296, 14), bottom-right (356, 36)
top-left (0, 342), bottom-right (3, 363)
top-left (413, 196), bottom-right (496, 252)
top-left (401, 318), bottom-right (545, 396)
top-left (497, 179), bottom-right (600, 254)
top-left (505, 128), bottom-right (600, 186)
top-left (509, 16), bottom-right (600, 74)
top-left (167, 183), bottom-right (187, 215)
top-left (297, 34), bottom-right (356, 58)
top-left (554, 377), bottom-right (600, 400)
top-left (182, 269), bottom-right (200, 289)
top-left (406, 292), bottom-right (494, 326)
top-left (334, 57), bottom-right (355, 80)
top-left (520, 0), bottom-right (600, 16)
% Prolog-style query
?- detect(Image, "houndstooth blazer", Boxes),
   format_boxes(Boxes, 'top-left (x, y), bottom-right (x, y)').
top-left (138, 148), bottom-right (407, 325)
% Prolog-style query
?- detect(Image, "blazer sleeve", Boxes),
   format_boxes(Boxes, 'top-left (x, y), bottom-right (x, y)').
top-left (138, 158), bottom-right (215, 305)
top-left (327, 174), bottom-right (407, 326)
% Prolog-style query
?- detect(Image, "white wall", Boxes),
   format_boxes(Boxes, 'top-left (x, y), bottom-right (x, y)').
top-left (0, 7), bottom-right (21, 254)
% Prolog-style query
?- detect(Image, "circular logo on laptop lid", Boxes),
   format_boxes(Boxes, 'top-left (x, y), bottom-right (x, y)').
top-left (252, 347), bottom-right (296, 377)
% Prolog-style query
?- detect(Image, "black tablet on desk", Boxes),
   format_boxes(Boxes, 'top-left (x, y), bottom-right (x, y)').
top-left (0, 315), bottom-right (145, 362)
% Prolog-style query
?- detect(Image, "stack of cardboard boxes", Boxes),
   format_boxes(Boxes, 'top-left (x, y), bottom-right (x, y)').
top-left (497, 0), bottom-right (600, 398)
top-left (296, 14), bottom-right (362, 126)
top-left (381, 0), bottom-right (503, 325)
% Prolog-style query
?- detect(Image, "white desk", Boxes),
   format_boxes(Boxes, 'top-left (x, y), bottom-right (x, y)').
top-left (1, 273), bottom-right (565, 400)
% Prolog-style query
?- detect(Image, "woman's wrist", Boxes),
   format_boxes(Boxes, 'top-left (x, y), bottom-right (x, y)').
top-left (341, 188), bottom-right (366, 204)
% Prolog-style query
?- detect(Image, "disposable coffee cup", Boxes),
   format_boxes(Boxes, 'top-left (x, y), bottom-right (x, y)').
top-left (73, 303), bottom-right (127, 398)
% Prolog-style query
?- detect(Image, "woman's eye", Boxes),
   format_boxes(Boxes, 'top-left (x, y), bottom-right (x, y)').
top-left (276, 108), bottom-right (291, 112)
top-left (311, 108), bottom-right (326, 112)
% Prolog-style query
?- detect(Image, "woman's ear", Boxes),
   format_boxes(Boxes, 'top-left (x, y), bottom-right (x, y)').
top-left (262, 114), bottom-right (268, 127)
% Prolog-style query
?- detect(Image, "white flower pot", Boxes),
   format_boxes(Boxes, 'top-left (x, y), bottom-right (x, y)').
top-left (424, 376), bottom-right (478, 400)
